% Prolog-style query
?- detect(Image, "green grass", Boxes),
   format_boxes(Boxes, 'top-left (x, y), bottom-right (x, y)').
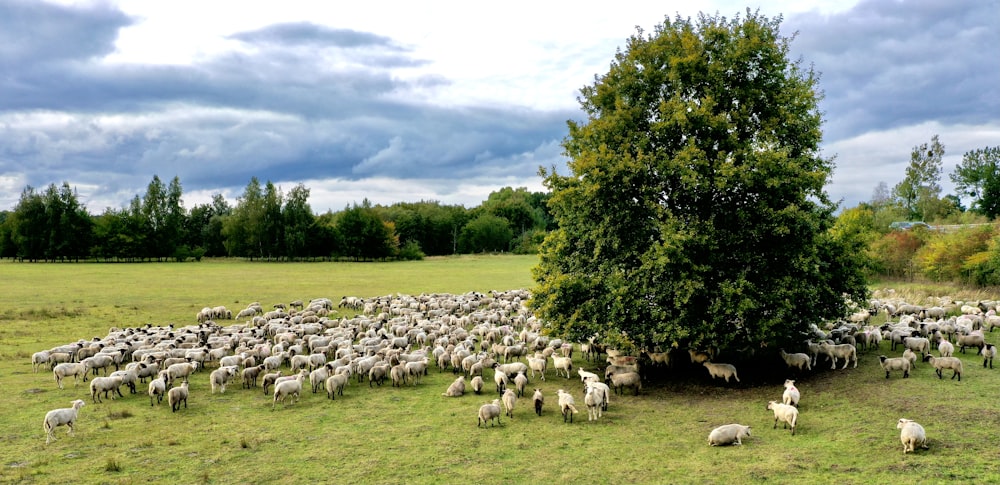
top-left (1, 257), bottom-right (999, 484)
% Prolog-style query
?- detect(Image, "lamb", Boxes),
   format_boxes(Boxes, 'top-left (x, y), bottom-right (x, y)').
top-left (168, 380), bottom-right (190, 412)
top-left (938, 340), bottom-right (955, 358)
top-left (502, 389), bottom-right (517, 419)
top-left (878, 355), bottom-right (911, 379)
top-left (477, 399), bottom-right (503, 428)
top-left (53, 362), bottom-right (88, 389)
top-left (551, 355), bottom-right (573, 379)
top-left (766, 401), bottom-right (798, 435)
top-left (442, 376), bottom-right (466, 397)
top-left (708, 423), bottom-right (752, 446)
top-left (781, 379), bottom-right (800, 407)
top-left (43, 400), bottom-right (85, 444)
top-left (89, 375), bottom-right (124, 403)
top-left (148, 375), bottom-right (166, 406)
top-left (584, 383), bottom-right (605, 421)
top-left (471, 375), bottom-right (484, 395)
top-left (922, 355), bottom-right (963, 381)
top-left (982, 343), bottom-right (997, 369)
top-left (897, 418), bottom-right (928, 454)
top-left (557, 389), bottom-right (579, 423)
top-left (779, 349), bottom-right (812, 372)
top-left (273, 372), bottom-right (306, 409)
top-left (210, 365), bottom-right (239, 393)
top-left (818, 342), bottom-right (857, 369)
top-left (325, 373), bottom-right (349, 400)
top-left (702, 362), bottom-right (740, 383)
top-left (607, 370), bottom-right (642, 395)
top-left (532, 388), bottom-right (544, 416)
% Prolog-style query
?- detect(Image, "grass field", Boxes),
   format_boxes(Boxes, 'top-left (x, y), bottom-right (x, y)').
top-left (2, 257), bottom-right (1000, 484)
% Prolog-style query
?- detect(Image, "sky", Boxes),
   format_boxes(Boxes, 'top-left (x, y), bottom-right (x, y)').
top-left (0, 0), bottom-right (997, 214)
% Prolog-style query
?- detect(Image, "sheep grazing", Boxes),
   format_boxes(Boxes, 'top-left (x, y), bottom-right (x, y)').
top-left (532, 388), bottom-right (544, 416)
top-left (897, 418), bottom-right (928, 454)
top-left (148, 376), bottom-right (166, 406)
top-left (43, 400), bottom-right (85, 445)
top-left (210, 365), bottom-right (238, 394)
top-left (607, 370), bottom-right (642, 396)
top-left (708, 424), bottom-right (752, 446)
top-left (781, 380), bottom-right (800, 407)
top-left (273, 373), bottom-right (306, 409)
top-left (53, 362), bottom-right (88, 389)
top-left (779, 349), bottom-right (812, 372)
top-left (819, 342), bottom-right (857, 369)
top-left (702, 362), bottom-right (740, 383)
top-left (443, 376), bottom-right (466, 397)
top-left (477, 399), bottom-right (503, 428)
top-left (471, 375), bottom-right (484, 395)
top-left (879, 355), bottom-right (911, 379)
top-left (89, 375), bottom-right (124, 403)
top-left (923, 355), bottom-right (964, 381)
top-left (982, 343), bottom-right (996, 369)
top-left (32, 350), bottom-right (50, 373)
top-left (766, 401), bottom-right (798, 435)
top-left (168, 380), bottom-right (190, 412)
top-left (957, 332), bottom-right (985, 354)
top-left (502, 389), bottom-right (517, 419)
top-left (556, 389), bottom-right (579, 423)
top-left (584, 383), bottom-right (605, 421)
top-left (938, 340), bottom-right (955, 358)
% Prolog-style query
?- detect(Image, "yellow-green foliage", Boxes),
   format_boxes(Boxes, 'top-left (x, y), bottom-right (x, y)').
top-left (915, 226), bottom-right (994, 281)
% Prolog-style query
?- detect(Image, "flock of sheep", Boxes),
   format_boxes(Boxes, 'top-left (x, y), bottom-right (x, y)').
top-left (32, 289), bottom-right (1000, 456)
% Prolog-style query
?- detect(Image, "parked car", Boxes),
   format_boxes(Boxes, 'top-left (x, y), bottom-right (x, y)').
top-left (889, 221), bottom-right (931, 230)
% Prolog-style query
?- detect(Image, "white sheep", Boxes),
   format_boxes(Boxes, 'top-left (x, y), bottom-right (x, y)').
top-left (493, 367), bottom-right (509, 394)
top-left (708, 423), bottom-right (752, 446)
top-left (325, 373), bottom-right (349, 400)
top-left (53, 362), bottom-right (88, 389)
top-left (477, 399), bottom-right (503, 428)
top-left (922, 355), bottom-right (963, 381)
top-left (168, 380), bottom-right (190, 412)
top-left (148, 375), bottom-right (166, 406)
top-left (978, 342), bottom-right (997, 369)
top-left (32, 350), bottom-right (51, 373)
top-left (607, 370), bottom-right (642, 395)
top-left (702, 362), bottom-right (740, 383)
top-left (584, 382), bottom-right (605, 421)
top-left (767, 401), bottom-right (798, 435)
top-left (819, 342), bottom-right (857, 369)
top-left (261, 371), bottom-right (282, 395)
top-left (578, 368), bottom-right (600, 383)
top-left (878, 355), bottom-right (911, 379)
top-left (587, 381), bottom-right (611, 411)
top-left (528, 355), bottom-right (547, 381)
top-left (557, 389), bottom-right (579, 423)
top-left (781, 379), bottom-right (800, 407)
top-left (471, 375), bottom-right (484, 395)
top-left (210, 365), bottom-right (238, 394)
top-left (957, 332), bottom-right (985, 354)
top-left (897, 418), bottom-right (928, 454)
top-left (779, 349), bottom-right (811, 372)
top-left (502, 388), bottom-right (517, 419)
top-left (532, 388), bottom-right (544, 416)
top-left (273, 372), bottom-right (306, 409)
top-left (442, 376), bottom-right (466, 397)
top-left (938, 340), bottom-right (954, 358)
top-left (551, 355), bottom-right (573, 379)
top-left (43, 399), bottom-right (85, 444)
top-left (902, 348), bottom-right (919, 368)
top-left (89, 375), bottom-right (124, 403)
top-left (163, 361), bottom-right (199, 387)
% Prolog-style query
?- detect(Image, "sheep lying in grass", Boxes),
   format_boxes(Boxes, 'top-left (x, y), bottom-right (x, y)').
top-left (703, 362), bottom-right (740, 383)
top-left (210, 365), bottom-right (238, 394)
top-left (43, 400), bottom-right (85, 445)
top-left (608, 370), bottom-right (642, 395)
top-left (923, 355), bottom-right (963, 381)
top-left (502, 389), bottom-right (517, 419)
top-left (982, 343), bottom-right (996, 369)
top-left (557, 389), bottom-right (579, 423)
top-left (532, 388), bottom-right (544, 416)
top-left (471, 375), bottom-right (484, 395)
top-left (708, 424), bottom-right (752, 446)
top-left (443, 376), bottom-right (465, 397)
top-left (477, 399), bottom-right (502, 428)
top-left (779, 349), bottom-right (811, 372)
top-left (767, 401), bottom-right (798, 435)
top-left (584, 383), bottom-right (605, 421)
top-left (897, 418), bottom-right (928, 454)
top-left (878, 355), bottom-right (911, 379)
top-left (168, 380), bottom-right (190, 412)
top-left (782, 380), bottom-right (800, 407)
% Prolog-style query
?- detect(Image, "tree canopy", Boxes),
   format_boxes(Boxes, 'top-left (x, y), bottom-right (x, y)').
top-left (531, 11), bottom-right (868, 356)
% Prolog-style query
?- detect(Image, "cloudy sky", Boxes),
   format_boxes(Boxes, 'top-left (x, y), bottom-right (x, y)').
top-left (1, 0), bottom-right (996, 214)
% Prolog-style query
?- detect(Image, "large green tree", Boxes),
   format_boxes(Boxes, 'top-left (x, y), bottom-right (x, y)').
top-left (951, 146), bottom-right (1000, 218)
top-left (893, 135), bottom-right (945, 221)
top-left (532, 11), bottom-right (867, 356)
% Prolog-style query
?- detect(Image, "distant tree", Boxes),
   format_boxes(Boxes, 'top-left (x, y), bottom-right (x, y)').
top-left (337, 200), bottom-right (397, 260)
top-left (951, 146), bottom-right (1000, 218)
top-left (531, 11), bottom-right (867, 354)
top-left (283, 184), bottom-right (313, 259)
top-left (223, 177), bottom-right (265, 259)
top-left (11, 186), bottom-right (46, 261)
top-left (261, 181), bottom-right (284, 260)
top-left (0, 211), bottom-right (14, 258)
top-left (459, 214), bottom-right (513, 253)
top-left (893, 135), bottom-right (944, 221)
top-left (185, 194), bottom-right (230, 258)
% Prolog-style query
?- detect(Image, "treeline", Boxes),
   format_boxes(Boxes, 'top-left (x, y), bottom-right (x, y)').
top-left (0, 176), bottom-right (553, 262)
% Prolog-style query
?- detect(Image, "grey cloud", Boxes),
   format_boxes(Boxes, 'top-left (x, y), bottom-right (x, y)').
top-left (0, 1), bottom-right (131, 67)
top-left (229, 22), bottom-right (401, 50)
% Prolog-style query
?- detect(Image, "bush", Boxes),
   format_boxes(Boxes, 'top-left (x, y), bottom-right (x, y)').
top-left (915, 226), bottom-right (994, 281)
top-left (397, 240), bottom-right (425, 261)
